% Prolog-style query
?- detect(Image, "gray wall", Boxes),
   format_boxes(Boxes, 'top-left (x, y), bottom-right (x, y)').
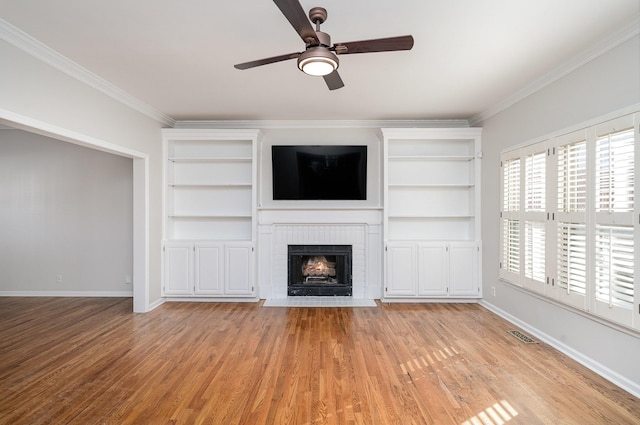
top-left (0, 130), bottom-right (133, 294)
top-left (480, 35), bottom-right (640, 393)
top-left (0, 37), bottom-right (166, 309)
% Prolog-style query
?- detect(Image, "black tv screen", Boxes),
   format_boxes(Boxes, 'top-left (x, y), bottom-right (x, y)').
top-left (272, 145), bottom-right (367, 200)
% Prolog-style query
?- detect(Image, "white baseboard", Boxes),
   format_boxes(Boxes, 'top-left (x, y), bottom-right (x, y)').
top-left (0, 291), bottom-right (133, 297)
top-left (146, 297), bottom-right (165, 312)
top-left (479, 300), bottom-right (640, 398)
top-left (163, 296), bottom-right (260, 303)
top-left (381, 297), bottom-right (480, 304)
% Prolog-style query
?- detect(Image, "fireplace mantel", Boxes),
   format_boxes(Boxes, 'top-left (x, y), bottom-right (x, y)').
top-left (257, 208), bottom-right (383, 299)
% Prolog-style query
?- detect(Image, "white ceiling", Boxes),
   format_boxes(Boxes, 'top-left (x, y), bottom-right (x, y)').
top-left (1, 0), bottom-right (638, 123)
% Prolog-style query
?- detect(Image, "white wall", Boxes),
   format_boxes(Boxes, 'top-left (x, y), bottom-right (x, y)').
top-left (480, 36), bottom-right (640, 394)
top-left (0, 130), bottom-right (133, 294)
top-left (0, 38), bottom-right (166, 310)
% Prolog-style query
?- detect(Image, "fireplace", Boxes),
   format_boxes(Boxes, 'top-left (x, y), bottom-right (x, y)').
top-left (288, 245), bottom-right (352, 296)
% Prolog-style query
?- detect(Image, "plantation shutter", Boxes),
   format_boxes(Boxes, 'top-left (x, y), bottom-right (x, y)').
top-left (525, 152), bottom-right (545, 212)
top-left (503, 159), bottom-right (521, 212)
top-left (523, 151), bottom-right (546, 287)
top-left (558, 141), bottom-right (587, 213)
top-left (525, 221), bottom-right (545, 282)
top-left (501, 158), bottom-right (521, 278)
top-left (502, 219), bottom-right (520, 274)
top-left (557, 222), bottom-right (587, 296)
top-left (595, 225), bottom-right (634, 308)
top-left (595, 128), bottom-right (634, 213)
top-left (500, 111), bottom-right (638, 331)
top-left (593, 123), bottom-right (635, 320)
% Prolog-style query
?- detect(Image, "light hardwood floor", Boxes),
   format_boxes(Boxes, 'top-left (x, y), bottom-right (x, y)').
top-left (1, 297), bottom-right (639, 424)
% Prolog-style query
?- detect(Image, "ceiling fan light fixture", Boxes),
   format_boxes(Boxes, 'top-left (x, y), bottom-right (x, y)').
top-left (297, 47), bottom-right (339, 76)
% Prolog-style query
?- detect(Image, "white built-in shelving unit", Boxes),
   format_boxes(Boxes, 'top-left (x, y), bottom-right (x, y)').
top-left (382, 128), bottom-right (482, 300)
top-left (162, 129), bottom-right (261, 299)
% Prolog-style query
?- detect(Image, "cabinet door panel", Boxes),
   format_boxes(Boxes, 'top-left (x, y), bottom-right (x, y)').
top-left (386, 244), bottom-right (416, 296)
top-left (418, 244), bottom-right (448, 296)
top-left (449, 243), bottom-right (479, 296)
top-left (195, 245), bottom-right (223, 295)
top-left (163, 244), bottom-right (193, 295)
top-left (225, 244), bottom-right (253, 295)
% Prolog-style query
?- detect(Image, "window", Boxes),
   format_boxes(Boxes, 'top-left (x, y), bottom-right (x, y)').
top-left (500, 158), bottom-right (521, 280)
top-left (595, 225), bottom-right (634, 309)
top-left (557, 140), bottom-right (587, 213)
top-left (525, 152), bottom-right (545, 212)
top-left (525, 221), bottom-right (545, 282)
top-left (595, 128), bottom-right (634, 213)
top-left (557, 222), bottom-right (587, 296)
top-left (523, 151), bottom-right (546, 291)
top-left (502, 218), bottom-right (520, 274)
top-left (500, 112), bottom-right (639, 331)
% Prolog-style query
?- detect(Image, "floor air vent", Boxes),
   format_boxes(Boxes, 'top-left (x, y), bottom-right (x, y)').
top-left (507, 330), bottom-right (537, 344)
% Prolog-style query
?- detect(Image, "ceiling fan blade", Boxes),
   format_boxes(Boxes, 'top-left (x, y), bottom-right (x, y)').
top-left (323, 70), bottom-right (344, 90)
top-left (334, 35), bottom-right (414, 55)
top-left (273, 0), bottom-right (319, 44)
top-left (234, 52), bottom-right (301, 70)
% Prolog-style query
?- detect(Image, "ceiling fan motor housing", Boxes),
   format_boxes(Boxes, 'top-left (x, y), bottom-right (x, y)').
top-left (298, 28), bottom-right (339, 76)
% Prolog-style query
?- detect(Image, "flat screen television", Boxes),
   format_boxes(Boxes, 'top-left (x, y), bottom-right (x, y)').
top-left (272, 145), bottom-right (367, 200)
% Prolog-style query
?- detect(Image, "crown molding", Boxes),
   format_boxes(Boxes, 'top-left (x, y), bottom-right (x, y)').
top-left (470, 15), bottom-right (640, 126)
top-left (172, 119), bottom-right (470, 129)
top-left (0, 19), bottom-right (175, 127)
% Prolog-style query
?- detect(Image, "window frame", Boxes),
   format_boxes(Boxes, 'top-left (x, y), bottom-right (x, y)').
top-left (499, 111), bottom-right (639, 332)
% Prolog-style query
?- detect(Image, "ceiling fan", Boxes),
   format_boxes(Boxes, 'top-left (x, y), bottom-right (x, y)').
top-left (234, 0), bottom-right (414, 90)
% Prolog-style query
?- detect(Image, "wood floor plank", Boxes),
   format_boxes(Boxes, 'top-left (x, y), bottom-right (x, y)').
top-left (1, 298), bottom-right (639, 424)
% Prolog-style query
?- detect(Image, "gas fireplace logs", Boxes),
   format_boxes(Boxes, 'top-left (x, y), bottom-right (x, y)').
top-left (302, 256), bottom-right (336, 277)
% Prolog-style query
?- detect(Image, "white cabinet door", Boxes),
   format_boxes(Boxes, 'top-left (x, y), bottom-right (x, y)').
top-left (418, 243), bottom-right (448, 296)
top-left (225, 243), bottom-right (253, 296)
top-left (449, 242), bottom-right (480, 297)
top-left (385, 244), bottom-right (416, 297)
top-left (163, 242), bottom-right (193, 295)
top-left (194, 243), bottom-right (223, 295)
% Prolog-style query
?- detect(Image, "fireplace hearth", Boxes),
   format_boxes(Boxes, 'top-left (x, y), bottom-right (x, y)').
top-left (288, 245), bottom-right (352, 296)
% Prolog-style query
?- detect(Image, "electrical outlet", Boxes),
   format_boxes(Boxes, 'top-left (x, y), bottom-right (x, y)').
top-left (125, 275), bottom-right (132, 285)
top-left (491, 286), bottom-right (496, 296)
top-left (56, 274), bottom-right (63, 283)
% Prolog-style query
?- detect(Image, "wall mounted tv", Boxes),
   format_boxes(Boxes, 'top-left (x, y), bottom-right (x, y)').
top-left (272, 145), bottom-right (367, 200)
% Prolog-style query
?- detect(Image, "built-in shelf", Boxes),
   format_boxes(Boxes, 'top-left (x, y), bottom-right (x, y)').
top-left (382, 128), bottom-right (482, 301)
top-left (162, 129), bottom-right (261, 299)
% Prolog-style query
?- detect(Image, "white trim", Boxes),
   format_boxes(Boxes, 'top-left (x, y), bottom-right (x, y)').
top-left (381, 298), bottom-right (480, 304)
top-left (0, 18), bottom-right (175, 127)
top-left (480, 300), bottom-right (640, 398)
top-left (500, 103), bottom-right (640, 153)
top-left (0, 108), bottom-right (149, 158)
top-left (163, 297), bottom-right (259, 303)
top-left (0, 291), bottom-right (133, 297)
top-left (173, 119), bottom-right (471, 129)
top-left (471, 16), bottom-right (640, 125)
top-left (147, 298), bottom-right (166, 312)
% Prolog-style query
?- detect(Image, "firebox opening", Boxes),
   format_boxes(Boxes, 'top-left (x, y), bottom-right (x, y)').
top-left (288, 245), bottom-right (352, 296)
top-left (302, 255), bottom-right (337, 284)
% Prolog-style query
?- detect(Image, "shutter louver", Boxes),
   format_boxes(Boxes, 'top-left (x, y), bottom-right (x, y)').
top-left (595, 128), bottom-right (634, 212)
top-left (595, 225), bottom-right (634, 309)
top-left (557, 222), bottom-right (587, 295)
top-left (558, 141), bottom-right (587, 212)
top-left (525, 152), bottom-right (545, 212)
top-left (525, 221), bottom-right (545, 282)
top-left (502, 219), bottom-right (520, 274)
top-left (503, 159), bottom-right (521, 212)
